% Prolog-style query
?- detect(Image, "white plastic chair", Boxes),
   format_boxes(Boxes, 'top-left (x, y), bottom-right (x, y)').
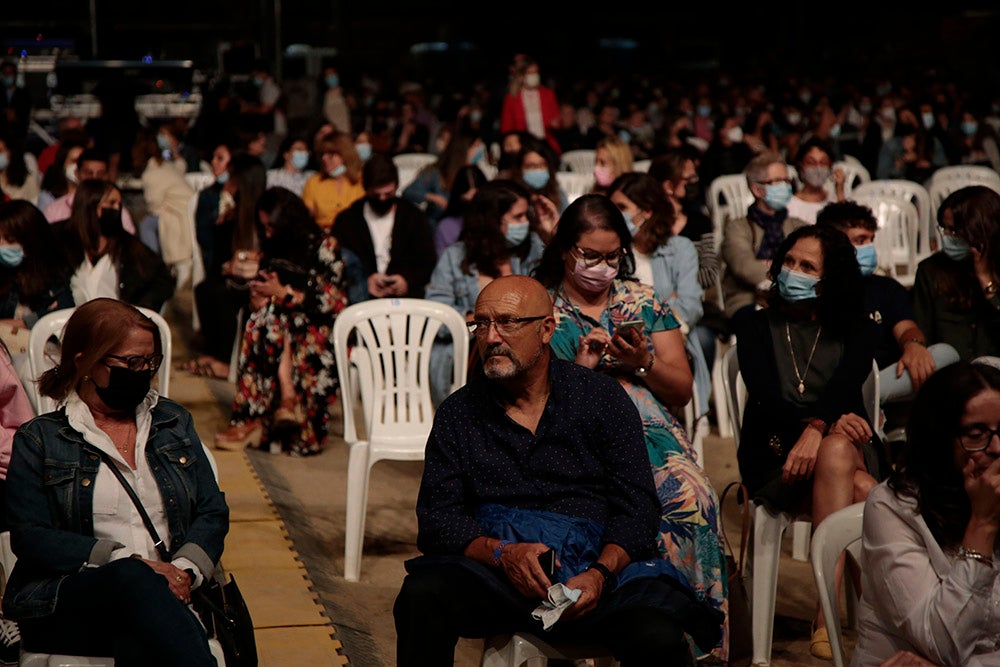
top-left (554, 172), bottom-right (594, 204)
top-left (391, 152), bottom-right (437, 173)
top-left (332, 298), bottom-right (470, 582)
top-left (830, 159), bottom-right (870, 199)
top-left (850, 193), bottom-right (920, 287)
top-left (186, 191), bottom-right (206, 332)
top-left (928, 165), bottom-right (1000, 247)
top-left (851, 180), bottom-right (932, 263)
top-left (28, 307), bottom-right (172, 415)
top-left (810, 502), bottom-right (865, 667)
top-left (559, 149), bottom-right (596, 174)
top-left (481, 632), bottom-right (617, 667)
top-left (632, 159), bottom-right (651, 173)
top-left (396, 166), bottom-right (419, 195)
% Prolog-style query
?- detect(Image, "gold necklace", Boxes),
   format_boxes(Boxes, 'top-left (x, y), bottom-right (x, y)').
top-left (785, 321), bottom-right (822, 396)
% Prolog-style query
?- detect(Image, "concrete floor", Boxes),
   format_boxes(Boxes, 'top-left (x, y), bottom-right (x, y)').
top-left (168, 289), bottom-right (852, 666)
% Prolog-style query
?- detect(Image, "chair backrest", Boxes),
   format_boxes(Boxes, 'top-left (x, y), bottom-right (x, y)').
top-left (391, 152), bottom-right (438, 173)
top-left (555, 171), bottom-right (595, 205)
top-left (830, 159), bottom-right (871, 198)
top-left (559, 149), bottom-right (597, 174)
top-left (332, 298), bottom-right (469, 454)
top-left (851, 180), bottom-right (932, 259)
top-left (396, 166), bottom-right (420, 195)
top-left (928, 166), bottom-right (1000, 247)
top-left (632, 159), bottom-right (651, 173)
top-left (721, 344), bottom-right (748, 449)
top-left (850, 193), bottom-right (920, 285)
top-left (706, 173), bottom-right (753, 252)
top-left (28, 306), bottom-right (172, 415)
top-left (810, 501), bottom-right (865, 667)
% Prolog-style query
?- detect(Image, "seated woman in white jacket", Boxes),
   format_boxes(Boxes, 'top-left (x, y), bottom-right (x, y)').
top-left (852, 359), bottom-right (1000, 667)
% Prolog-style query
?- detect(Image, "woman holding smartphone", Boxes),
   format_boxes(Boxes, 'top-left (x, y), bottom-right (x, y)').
top-left (533, 194), bottom-right (729, 663)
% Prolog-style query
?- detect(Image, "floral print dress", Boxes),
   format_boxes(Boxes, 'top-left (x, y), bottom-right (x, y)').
top-left (229, 235), bottom-right (349, 456)
top-left (549, 278), bottom-right (730, 662)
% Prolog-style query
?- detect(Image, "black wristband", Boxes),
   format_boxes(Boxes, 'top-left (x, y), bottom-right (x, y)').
top-left (587, 562), bottom-right (618, 592)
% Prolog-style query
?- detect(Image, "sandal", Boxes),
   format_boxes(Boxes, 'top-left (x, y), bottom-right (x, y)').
top-left (214, 422), bottom-right (263, 451)
top-left (273, 398), bottom-right (305, 429)
top-left (810, 622), bottom-right (833, 660)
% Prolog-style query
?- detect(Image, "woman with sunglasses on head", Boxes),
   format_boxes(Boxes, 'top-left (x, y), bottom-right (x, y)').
top-left (533, 194), bottom-right (728, 663)
top-left (851, 360), bottom-right (1000, 666)
top-left (1, 298), bottom-right (228, 665)
top-left (912, 185), bottom-right (1000, 362)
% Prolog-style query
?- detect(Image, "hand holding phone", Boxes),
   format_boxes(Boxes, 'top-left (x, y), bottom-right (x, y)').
top-left (616, 319), bottom-right (645, 341)
top-left (538, 548), bottom-right (557, 583)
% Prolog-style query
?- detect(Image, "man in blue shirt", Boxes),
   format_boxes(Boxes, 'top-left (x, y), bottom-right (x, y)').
top-left (392, 275), bottom-right (722, 666)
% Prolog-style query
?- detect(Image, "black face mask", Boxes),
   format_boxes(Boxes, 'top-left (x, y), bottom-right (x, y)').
top-left (367, 196), bottom-right (395, 216)
top-left (95, 366), bottom-right (151, 412)
top-left (683, 181), bottom-right (702, 204)
top-left (99, 208), bottom-right (123, 237)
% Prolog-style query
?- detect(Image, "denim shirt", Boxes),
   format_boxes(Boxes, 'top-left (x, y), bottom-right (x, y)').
top-left (1, 398), bottom-right (229, 620)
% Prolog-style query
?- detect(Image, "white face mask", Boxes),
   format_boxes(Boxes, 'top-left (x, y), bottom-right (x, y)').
top-left (523, 73), bottom-right (541, 89)
top-left (725, 126), bottom-right (744, 143)
top-left (65, 163), bottom-right (78, 184)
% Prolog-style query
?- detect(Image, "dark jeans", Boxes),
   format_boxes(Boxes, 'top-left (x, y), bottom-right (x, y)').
top-left (393, 562), bottom-right (692, 667)
top-left (18, 558), bottom-right (216, 667)
top-left (194, 276), bottom-right (249, 363)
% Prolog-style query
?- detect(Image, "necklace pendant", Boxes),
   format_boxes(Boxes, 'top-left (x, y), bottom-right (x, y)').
top-left (797, 382), bottom-right (805, 395)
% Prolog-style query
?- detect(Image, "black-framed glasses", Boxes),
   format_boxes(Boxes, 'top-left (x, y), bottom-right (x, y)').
top-left (573, 246), bottom-right (625, 268)
top-left (103, 353), bottom-right (163, 373)
top-left (466, 316), bottom-right (547, 337)
top-left (958, 425), bottom-right (1000, 452)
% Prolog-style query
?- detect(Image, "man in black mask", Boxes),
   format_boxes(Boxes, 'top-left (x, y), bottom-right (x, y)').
top-left (332, 153), bottom-right (436, 299)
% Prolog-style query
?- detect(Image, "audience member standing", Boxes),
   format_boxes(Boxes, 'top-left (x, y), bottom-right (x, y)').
top-left (500, 56), bottom-right (561, 156)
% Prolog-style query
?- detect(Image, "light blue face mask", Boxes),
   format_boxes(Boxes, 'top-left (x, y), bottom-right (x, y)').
top-left (0, 244), bottom-right (24, 268)
top-left (961, 121), bottom-right (979, 137)
top-left (216, 171), bottom-right (230, 185)
top-left (156, 134), bottom-right (171, 152)
top-left (291, 150), bottom-right (309, 170)
top-left (941, 234), bottom-right (971, 261)
top-left (325, 74), bottom-right (339, 89)
top-left (0, 153), bottom-right (8, 172)
top-left (504, 221), bottom-right (529, 247)
top-left (469, 146), bottom-right (485, 165)
top-left (622, 212), bottom-right (639, 237)
top-left (355, 143), bottom-right (372, 162)
top-left (854, 243), bottom-right (878, 276)
top-left (777, 266), bottom-right (820, 301)
top-left (522, 168), bottom-right (549, 190)
top-left (764, 181), bottom-right (793, 211)
top-left (329, 164), bottom-right (346, 178)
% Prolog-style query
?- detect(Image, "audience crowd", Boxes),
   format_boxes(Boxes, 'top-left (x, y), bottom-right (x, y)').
top-left (0, 49), bottom-right (999, 665)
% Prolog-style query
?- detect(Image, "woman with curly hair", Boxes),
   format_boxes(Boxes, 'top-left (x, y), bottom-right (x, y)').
top-left (214, 187), bottom-right (349, 456)
top-left (732, 223), bottom-right (883, 658)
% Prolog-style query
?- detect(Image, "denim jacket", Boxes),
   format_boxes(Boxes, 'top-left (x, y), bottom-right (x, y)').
top-left (1, 398), bottom-right (229, 620)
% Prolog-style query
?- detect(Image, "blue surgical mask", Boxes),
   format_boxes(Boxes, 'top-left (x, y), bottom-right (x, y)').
top-left (291, 150), bottom-right (309, 170)
top-left (469, 146), bottom-right (485, 165)
top-left (855, 243), bottom-right (878, 276)
top-left (764, 181), bottom-right (793, 211)
top-left (828, 123), bottom-right (841, 138)
top-left (697, 104), bottom-right (711, 117)
top-left (0, 153), bottom-right (8, 171)
top-left (325, 74), bottom-right (340, 89)
top-left (961, 121), bottom-right (979, 137)
top-left (156, 134), bottom-right (171, 152)
top-left (355, 143), bottom-right (372, 162)
top-left (0, 244), bottom-right (24, 268)
top-left (329, 164), bottom-right (346, 178)
top-left (623, 213), bottom-right (639, 237)
top-left (522, 168), bottom-right (549, 190)
top-left (941, 234), bottom-right (971, 261)
top-left (921, 112), bottom-right (935, 129)
top-left (253, 76), bottom-right (264, 88)
top-left (504, 221), bottom-right (529, 247)
top-left (216, 170), bottom-right (230, 185)
top-left (777, 266), bottom-right (819, 301)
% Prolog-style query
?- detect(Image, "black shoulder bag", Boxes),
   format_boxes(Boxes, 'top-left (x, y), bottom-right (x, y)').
top-left (96, 450), bottom-right (258, 667)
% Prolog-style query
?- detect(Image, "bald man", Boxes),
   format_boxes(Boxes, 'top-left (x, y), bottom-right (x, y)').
top-left (393, 275), bottom-right (723, 665)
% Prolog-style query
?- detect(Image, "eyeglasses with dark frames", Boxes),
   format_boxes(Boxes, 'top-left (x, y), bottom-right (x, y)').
top-left (573, 246), bottom-right (625, 268)
top-left (466, 316), bottom-right (547, 337)
top-left (103, 353), bottom-right (164, 373)
top-left (958, 425), bottom-right (1000, 452)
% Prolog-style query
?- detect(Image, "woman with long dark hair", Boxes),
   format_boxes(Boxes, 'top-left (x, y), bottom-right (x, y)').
top-left (733, 223), bottom-right (882, 658)
top-left (214, 187), bottom-right (349, 456)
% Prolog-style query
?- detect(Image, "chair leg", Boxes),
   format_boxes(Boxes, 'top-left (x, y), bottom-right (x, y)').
top-left (343, 443), bottom-right (372, 582)
top-left (712, 340), bottom-right (732, 438)
top-left (751, 504), bottom-right (790, 667)
top-left (791, 520), bottom-right (812, 562)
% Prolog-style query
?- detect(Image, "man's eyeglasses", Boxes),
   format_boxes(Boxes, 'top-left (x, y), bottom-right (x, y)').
top-left (756, 178), bottom-right (793, 186)
top-left (573, 246), bottom-right (625, 268)
top-left (466, 316), bottom-right (547, 337)
top-left (958, 425), bottom-right (1000, 452)
top-left (103, 353), bottom-right (164, 373)
top-left (937, 224), bottom-right (959, 239)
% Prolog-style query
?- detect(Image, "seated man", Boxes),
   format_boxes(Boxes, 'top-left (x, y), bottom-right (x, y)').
top-left (393, 275), bottom-right (723, 666)
top-left (814, 201), bottom-right (959, 424)
top-left (42, 147), bottom-right (137, 234)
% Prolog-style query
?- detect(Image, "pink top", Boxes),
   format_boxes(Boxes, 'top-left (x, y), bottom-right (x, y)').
top-left (0, 349), bottom-right (35, 479)
top-left (43, 193), bottom-right (137, 234)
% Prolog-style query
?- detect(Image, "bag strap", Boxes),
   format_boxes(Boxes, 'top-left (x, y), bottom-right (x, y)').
top-left (720, 480), bottom-right (751, 576)
top-left (94, 449), bottom-right (171, 562)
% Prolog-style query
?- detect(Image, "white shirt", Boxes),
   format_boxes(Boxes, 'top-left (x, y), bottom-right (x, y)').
top-left (364, 202), bottom-right (394, 274)
top-left (785, 195), bottom-right (828, 225)
top-left (70, 253), bottom-right (119, 306)
top-left (266, 168), bottom-right (315, 197)
top-left (633, 250), bottom-right (654, 288)
top-left (521, 88), bottom-right (545, 139)
top-left (851, 481), bottom-right (1000, 666)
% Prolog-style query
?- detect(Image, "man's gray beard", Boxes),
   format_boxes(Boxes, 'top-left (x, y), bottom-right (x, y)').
top-left (483, 344), bottom-right (544, 381)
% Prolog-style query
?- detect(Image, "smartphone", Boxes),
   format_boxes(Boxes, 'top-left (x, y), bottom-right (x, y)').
top-left (538, 549), bottom-right (557, 582)
top-left (380, 276), bottom-right (398, 286)
top-left (616, 319), bottom-right (645, 339)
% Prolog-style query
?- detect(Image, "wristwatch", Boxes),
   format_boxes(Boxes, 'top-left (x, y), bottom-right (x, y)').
top-left (635, 354), bottom-right (655, 378)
